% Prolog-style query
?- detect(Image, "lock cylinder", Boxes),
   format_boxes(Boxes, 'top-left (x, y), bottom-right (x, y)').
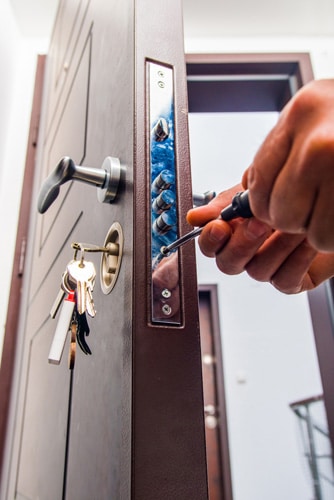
top-left (151, 170), bottom-right (174, 194)
top-left (152, 189), bottom-right (175, 214)
top-left (152, 211), bottom-right (175, 236)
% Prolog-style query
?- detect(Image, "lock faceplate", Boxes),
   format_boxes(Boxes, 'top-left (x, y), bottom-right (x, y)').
top-left (149, 62), bottom-right (181, 325)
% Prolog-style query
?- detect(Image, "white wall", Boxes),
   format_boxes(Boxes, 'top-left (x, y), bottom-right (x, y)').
top-left (0, 0), bottom-right (50, 359)
top-left (186, 37), bottom-right (334, 500)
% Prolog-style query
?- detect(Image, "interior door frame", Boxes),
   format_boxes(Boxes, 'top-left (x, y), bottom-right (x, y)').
top-left (186, 52), bottom-right (314, 112)
top-left (0, 55), bottom-right (45, 483)
top-left (198, 284), bottom-right (233, 500)
top-left (186, 51), bottom-right (334, 456)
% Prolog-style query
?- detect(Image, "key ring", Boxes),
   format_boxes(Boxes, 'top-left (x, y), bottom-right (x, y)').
top-left (61, 271), bottom-right (75, 294)
top-left (71, 242), bottom-right (118, 267)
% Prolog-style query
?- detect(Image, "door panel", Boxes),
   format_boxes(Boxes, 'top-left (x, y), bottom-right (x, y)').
top-left (46, 0), bottom-right (91, 133)
top-left (17, 324), bottom-right (70, 499)
top-left (4, 1), bottom-right (208, 499)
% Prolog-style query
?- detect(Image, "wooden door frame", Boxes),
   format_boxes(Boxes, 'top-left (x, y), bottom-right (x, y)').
top-left (186, 51), bottom-right (334, 453)
top-left (199, 284), bottom-right (233, 500)
top-left (0, 55), bottom-right (45, 482)
top-left (308, 283), bottom-right (334, 449)
top-left (186, 52), bottom-right (314, 112)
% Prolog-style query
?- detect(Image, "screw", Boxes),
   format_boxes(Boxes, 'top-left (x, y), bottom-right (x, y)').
top-left (161, 288), bottom-right (172, 299)
top-left (162, 304), bottom-right (172, 316)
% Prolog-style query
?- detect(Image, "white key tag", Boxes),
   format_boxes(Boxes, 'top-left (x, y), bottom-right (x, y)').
top-left (48, 291), bottom-right (76, 365)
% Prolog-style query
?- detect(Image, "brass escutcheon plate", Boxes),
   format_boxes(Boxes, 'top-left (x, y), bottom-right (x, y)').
top-left (100, 222), bottom-right (124, 294)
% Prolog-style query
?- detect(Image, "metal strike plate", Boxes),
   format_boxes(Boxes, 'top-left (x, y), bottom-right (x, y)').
top-left (149, 62), bottom-right (181, 325)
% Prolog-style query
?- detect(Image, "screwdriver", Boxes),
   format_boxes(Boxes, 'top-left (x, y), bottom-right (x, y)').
top-left (160, 190), bottom-right (253, 255)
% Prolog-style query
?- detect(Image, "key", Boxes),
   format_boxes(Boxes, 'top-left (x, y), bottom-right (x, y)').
top-left (69, 257), bottom-right (96, 317)
top-left (67, 259), bottom-right (96, 315)
top-left (48, 291), bottom-right (76, 365)
top-left (76, 307), bottom-right (92, 355)
top-left (85, 281), bottom-right (96, 318)
top-left (68, 319), bottom-right (77, 370)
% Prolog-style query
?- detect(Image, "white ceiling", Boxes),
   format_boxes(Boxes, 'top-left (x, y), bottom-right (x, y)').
top-left (182, 0), bottom-right (334, 38)
top-left (10, 0), bottom-right (334, 38)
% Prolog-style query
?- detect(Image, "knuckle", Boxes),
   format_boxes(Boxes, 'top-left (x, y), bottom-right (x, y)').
top-left (308, 228), bottom-right (334, 252)
top-left (287, 80), bottom-right (321, 123)
top-left (216, 257), bottom-right (242, 276)
top-left (245, 262), bottom-right (269, 282)
top-left (306, 130), bottom-right (334, 161)
top-left (270, 275), bottom-right (302, 295)
top-left (199, 244), bottom-right (216, 258)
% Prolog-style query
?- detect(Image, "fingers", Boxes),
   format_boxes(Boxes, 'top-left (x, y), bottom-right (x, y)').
top-left (307, 173), bottom-right (334, 251)
top-left (260, 126), bottom-right (334, 240)
top-left (246, 233), bottom-right (317, 293)
top-left (308, 253), bottom-right (334, 288)
top-left (245, 79), bottom-right (334, 251)
top-left (187, 184), bottom-right (243, 228)
top-left (245, 116), bottom-right (292, 224)
top-left (198, 217), bottom-right (271, 273)
top-left (193, 196), bottom-right (334, 294)
top-left (197, 219), bottom-right (233, 257)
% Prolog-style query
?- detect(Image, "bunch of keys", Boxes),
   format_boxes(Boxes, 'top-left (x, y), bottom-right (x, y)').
top-left (48, 249), bottom-right (97, 369)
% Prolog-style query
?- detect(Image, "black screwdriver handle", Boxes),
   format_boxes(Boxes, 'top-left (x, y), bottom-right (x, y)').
top-left (220, 190), bottom-right (253, 221)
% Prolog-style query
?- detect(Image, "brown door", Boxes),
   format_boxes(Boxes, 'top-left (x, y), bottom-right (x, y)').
top-left (2, 1), bottom-right (207, 499)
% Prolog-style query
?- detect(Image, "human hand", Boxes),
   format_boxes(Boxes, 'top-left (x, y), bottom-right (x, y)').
top-left (187, 184), bottom-right (334, 293)
top-left (243, 79), bottom-right (334, 252)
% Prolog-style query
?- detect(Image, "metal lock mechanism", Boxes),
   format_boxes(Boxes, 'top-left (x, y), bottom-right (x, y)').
top-left (149, 61), bottom-right (181, 325)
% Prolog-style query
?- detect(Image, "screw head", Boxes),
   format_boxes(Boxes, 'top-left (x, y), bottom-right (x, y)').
top-left (161, 288), bottom-right (172, 299)
top-left (162, 304), bottom-right (172, 316)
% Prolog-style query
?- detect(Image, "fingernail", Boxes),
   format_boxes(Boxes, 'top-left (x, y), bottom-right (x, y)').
top-left (208, 224), bottom-right (227, 243)
top-left (245, 218), bottom-right (269, 240)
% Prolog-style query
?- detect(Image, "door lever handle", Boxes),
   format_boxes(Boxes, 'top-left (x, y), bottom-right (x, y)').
top-left (37, 156), bottom-right (122, 213)
top-left (192, 190), bottom-right (216, 207)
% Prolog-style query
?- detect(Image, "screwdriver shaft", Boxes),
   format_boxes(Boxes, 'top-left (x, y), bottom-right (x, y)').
top-left (161, 190), bottom-right (252, 255)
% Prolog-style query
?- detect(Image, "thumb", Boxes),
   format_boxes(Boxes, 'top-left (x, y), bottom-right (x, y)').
top-left (187, 184), bottom-right (242, 227)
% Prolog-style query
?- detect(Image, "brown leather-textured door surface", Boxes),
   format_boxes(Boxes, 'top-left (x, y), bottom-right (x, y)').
top-left (2, 1), bottom-right (207, 499)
